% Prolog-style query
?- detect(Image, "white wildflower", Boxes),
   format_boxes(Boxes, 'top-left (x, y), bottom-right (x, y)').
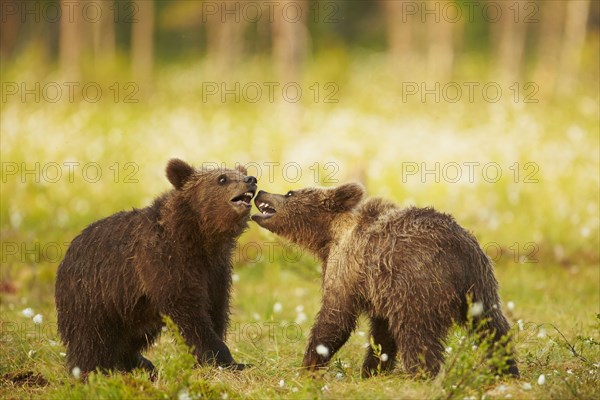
top-left (291, 388), bottom-right (299, 393)
top-left (580, 227), bottom-right (591, 238)
top-left (522, 382), bottom-right (532, 390)
top-left (507, 301), bottom-right (515, 311)
top-left (517, 319), bottom-right (524, 331)
top-left (537, 328), bottom-right (547, 338)
top-left (445, 346), bottom-right (453, 354)
top-left (295, 305), bottom-right (304, 313)
top-left (279, 379), bottom-right (285, 387)
top-left (178, 389), bottom-right (191, 400)
top-left (470, 302), bottom-right (484, 317)
top-left (566, 369), bottom-right (573, 375)
top-left (295, 312), bottom-right (307, 324)
top-left (273, 302), bottom-right (282, 313)
top-left (252, 312), bottom-right (260, 321)
top-left (321, 385), bottom-right (329, 391)
top-left (22, 308), bottom-right (34, 318)
top-left (380, 353), bottom-right (389, 362)
top-left (60, 352), bottom-right (66, 357)
top-left (32, 314), bottom-right (43, 324)
top-left (357, 331), bottom-right (366, 337)
top-left (336, 372), bottom-right (344, 380)
top-left (315, 344), bottom-right (329, 357)
top-left (28, 350), bottom-right (36, 357)
top-left (232, 273), bottom-right (240, 283)
top-left (221, 392), bottom-right (228, 400)
top-left (72, 366), bottom-right (81, 379)
top-left (537, 374), bottom-right (545, 385)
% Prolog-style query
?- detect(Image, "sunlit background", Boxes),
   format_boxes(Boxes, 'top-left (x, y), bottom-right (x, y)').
top-left (1, 1), bottom-right (599, 398)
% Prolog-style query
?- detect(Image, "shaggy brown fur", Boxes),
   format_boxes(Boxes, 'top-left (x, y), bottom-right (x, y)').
top-left (55, 159), bottom-right (257, 376)
top-left (252, 183), bottom-right (519, 378)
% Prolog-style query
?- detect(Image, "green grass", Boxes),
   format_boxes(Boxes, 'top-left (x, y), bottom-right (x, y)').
top-left (1, 54), bottom-right (599, 398)
top-left (1, 259), bottom-right (599, 399)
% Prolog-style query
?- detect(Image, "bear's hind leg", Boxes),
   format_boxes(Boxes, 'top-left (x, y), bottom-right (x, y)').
top-left (361, 317), bottom-right (397, 378)
top-left (123, 354), bottom-right (157, 381)
top-left (395, 317), bottom-right (448, 378)
top-left (63, 315), bottom-right (126, 374)
top-left (471, 310), bottom-right (520, 377)
top-left (121, 331), bottom-right (159, 379)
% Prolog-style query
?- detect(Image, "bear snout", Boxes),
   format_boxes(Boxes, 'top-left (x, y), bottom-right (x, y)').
top-left (244, 176), bottom-right (257, 185)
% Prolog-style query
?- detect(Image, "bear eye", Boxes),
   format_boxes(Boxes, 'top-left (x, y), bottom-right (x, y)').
top-left (218, 175), bottom-right (227, 184)
top-left (286, 191), bottom-right (294, 197)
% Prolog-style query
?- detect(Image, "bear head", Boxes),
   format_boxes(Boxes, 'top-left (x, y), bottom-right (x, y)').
top-left (251, 183), bottom-right (365, 255)
top-left (166, 158), bottom-right (257, 235)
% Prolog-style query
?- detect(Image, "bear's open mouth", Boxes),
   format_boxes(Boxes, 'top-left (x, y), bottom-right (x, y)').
top-left (231, 190), bottom-right (256, 208)
top-left (256, 201), bottom-right (276, 216)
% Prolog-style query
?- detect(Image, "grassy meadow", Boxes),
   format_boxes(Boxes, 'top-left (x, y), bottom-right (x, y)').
top-left (1, 51), bottom-right (599, 399)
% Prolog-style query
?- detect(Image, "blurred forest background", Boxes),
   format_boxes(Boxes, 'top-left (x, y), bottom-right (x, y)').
top-left (1, 0), bottom-right (598, 92)
top-left (1, 1), bottom-right (600, 398)
top-left (2, 0), bottom-right (599, 271)
top-left (1, 0), bottom-right (599, 297)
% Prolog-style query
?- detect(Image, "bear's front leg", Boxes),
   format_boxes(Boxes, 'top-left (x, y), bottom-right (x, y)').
top-left (302, 289), bottom-right (359, 370)
top-left (159, 294), bottom-right (239, 368)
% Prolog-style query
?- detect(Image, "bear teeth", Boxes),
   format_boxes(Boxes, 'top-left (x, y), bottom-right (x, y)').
top-left (257, 202), bottom-right (275, 214)
top-left (232, 191), bottom-right (254, 205)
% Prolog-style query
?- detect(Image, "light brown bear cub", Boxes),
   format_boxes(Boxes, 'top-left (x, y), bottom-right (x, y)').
top-left (252, 183), bottom-right (518, 378)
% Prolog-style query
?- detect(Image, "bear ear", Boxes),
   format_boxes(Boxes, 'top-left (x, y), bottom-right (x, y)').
top-left (327, 183), bottom-right (365, 212)
top-left (166, 158), bottom-right (195, 190)
top-left (236, 164), bottom-right (248, 175)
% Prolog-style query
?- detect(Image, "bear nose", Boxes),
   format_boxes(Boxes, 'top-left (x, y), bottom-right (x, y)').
top-left (244, 176), bottom-right (257, 184)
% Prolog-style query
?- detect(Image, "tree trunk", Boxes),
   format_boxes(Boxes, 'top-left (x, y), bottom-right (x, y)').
top-left (533, 1), bottom-right (566, 97)
top-left (426, 0), bottom-right (455, 81)
top-left (557, 0), bottom-right (591, 95)
top-left (93, 0), bottom-right (116, 67)
top-left (492, 0), bottom-right (528, 83)
top-left (60, 0), bottom-right (83, 80)
top-left (205, 2), bottom-right (246, 74)
top-left (382, 0), bottom-right (415, 69)
top-left (271, 0), bottom-right (308, 83)
top-left (0, 0), bottom-right (21, 60)
top-left (131, 0), bottom-right (154, 86)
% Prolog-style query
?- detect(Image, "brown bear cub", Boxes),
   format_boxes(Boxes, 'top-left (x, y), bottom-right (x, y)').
top-left (252, 183), bottom-right (519, 378)
top-left (56, 159), bottom-right (257, 377)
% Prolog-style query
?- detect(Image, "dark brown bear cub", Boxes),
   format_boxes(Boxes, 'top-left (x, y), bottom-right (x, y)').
top-left (55, 159), bottom-right (257, 376)
top-left (252, 184), bottom-right (519, 378)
